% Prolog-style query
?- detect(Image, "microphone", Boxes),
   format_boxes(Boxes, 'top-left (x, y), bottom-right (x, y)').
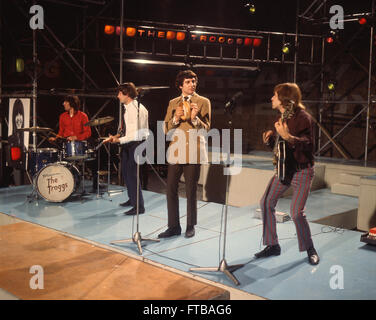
top-left (136, 87), bottom-right (150, 98)
top-left (225, 91), bottom-right (243, 109)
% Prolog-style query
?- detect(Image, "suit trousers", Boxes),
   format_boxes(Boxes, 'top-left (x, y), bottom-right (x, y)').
top-left (121, 142), bottom-right (144, 210)
top-left (167, 164), bottom-right (201, 228)
top-left (260, 165), bottom-right (315, 252)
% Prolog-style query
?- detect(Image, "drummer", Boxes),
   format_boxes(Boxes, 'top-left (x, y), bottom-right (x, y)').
top-left (49, 95), bottom-right (99, 192)
top-left (49, 95), bottom-right (91, 142)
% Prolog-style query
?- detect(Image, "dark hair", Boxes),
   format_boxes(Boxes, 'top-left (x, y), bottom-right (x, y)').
top-left (12, 99), bottom-right (24, 134)
top-left (117, 82), bottom-right (138, 99)
top-left (175, 70), bottom-right (198, 89)
top-left (274, 82), bottom-right (305, 110)
top-left (64, 95), bottom-right (80, 111)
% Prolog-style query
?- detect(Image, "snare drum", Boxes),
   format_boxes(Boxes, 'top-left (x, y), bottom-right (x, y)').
top-left (28, 148), bottom-right (59, 176)
top-left (35, 161), bottom-right (81, 202)
top-left (63, 140), bottom-right (87, 160)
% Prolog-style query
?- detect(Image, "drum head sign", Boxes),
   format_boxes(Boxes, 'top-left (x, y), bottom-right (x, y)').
top-left (36, 163), bottom-right (79, 202)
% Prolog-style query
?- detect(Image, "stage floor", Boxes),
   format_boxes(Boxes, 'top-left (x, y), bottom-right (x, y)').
top-left (0, 183), bottom-right (375, 300)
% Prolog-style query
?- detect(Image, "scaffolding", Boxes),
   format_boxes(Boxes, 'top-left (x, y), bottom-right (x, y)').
top-left (297, 0), bottom-right (375, 163)
top-left (0, 0), bottom-right (375, 182)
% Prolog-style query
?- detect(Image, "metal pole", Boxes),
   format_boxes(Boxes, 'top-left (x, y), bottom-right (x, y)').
top-left (118, 0), bottom-right (124, 184)
top-left (293, 0), bottom-right (299, 83)
top-left (365, 0), bottom-right (374, 165)
top-left (317, 0), bottom-right (327, 158)
top-left (32, 0), bottom-right (37, 151)
top-left (82, 7), bottom-right (87, 112)
top-left (0, 0), bottom-right (3, 185)
top-left (318, 36), bottom-right (325, 156)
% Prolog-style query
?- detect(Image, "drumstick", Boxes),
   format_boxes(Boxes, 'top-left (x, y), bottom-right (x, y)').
top-left (49, 132), bottom-right (67, 140)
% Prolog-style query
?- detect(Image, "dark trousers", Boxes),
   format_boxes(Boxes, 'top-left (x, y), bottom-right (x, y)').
top-left (121, 143), bottom-right (144, 209)
top-left (260, 166), bottom-right (315, 252)
top-left (167, 164), bottom-right (201, 228)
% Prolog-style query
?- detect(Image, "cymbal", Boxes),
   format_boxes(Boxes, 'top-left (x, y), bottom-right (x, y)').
top-left (17, 126), bottom-right (53, 132)
top-left (85, 116), bottom-right (114, 127)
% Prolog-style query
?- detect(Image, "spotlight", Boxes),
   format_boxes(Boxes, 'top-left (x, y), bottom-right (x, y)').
top-left (244, 3), bottom-right (256, 14)
top-left (166, 31), bottom-right (176, 40)
top-left (16, 58), bottom-right (24, 73)
top-left (126, 27), bottom-right (136, 37)
top-left (325, 30), bottom-right (337, 44)
top-left (104, 25), bottom-right (115, 35)
top-left (358, 15), bottom-right (376, 26)
top-left (176, 31), bottom-right (186, 41)
top-left (327, 81), bottom-right (335, 91)
top-left (253, 38), bottom-right (262, 47)
top-left (282, 43), bottom-right (291, 54)
top-left (116, 26), bottom-right (125, 36)
top-left (358, 17), bottom-right (368, 25)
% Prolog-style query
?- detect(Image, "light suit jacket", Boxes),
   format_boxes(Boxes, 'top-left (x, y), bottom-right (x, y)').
top-left (164, 92), bottom-right (211, 164)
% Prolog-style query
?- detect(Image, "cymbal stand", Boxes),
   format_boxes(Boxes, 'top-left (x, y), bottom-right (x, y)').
top-left (26, 148), bottom-right (41, 202)
top-left (94, 141), bottom-right (118, 201)
top-left (96, 142), bottom-right (101, 198)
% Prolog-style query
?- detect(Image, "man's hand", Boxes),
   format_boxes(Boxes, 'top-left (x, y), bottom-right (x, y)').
top-left (67, 136), bottom-right (77, 141)
top-left (274, 119), bottom-right (291, 141)
top-left (105, 134), bottom-right (120, 144)
top-left (190, 102), bottom-right (199, 121)
top-left (174, 105), bottom-right (184, 122)
top-left (262, 130), bottom-right (273, 144)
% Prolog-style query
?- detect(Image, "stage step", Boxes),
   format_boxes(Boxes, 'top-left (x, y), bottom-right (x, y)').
top-left (331, 183), bottom-right (360, 197)
top-left (339, 173), bottom-right (363, 185)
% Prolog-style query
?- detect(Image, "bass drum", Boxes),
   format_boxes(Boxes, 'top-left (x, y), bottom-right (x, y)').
top-left (35, 162), bottom-right (81, 202)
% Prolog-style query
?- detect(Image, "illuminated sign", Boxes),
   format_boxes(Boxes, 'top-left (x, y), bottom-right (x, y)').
top-left (104, 25), bottom-right (262, 47)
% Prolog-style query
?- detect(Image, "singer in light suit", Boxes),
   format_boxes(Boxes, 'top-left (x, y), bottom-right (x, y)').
top-left (158, 70), bottom-right (211, 239)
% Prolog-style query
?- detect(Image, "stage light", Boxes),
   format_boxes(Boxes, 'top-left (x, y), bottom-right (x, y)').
top-left (126, 27), bottom-right (136, 37)
top-left (325, 30), bottom-right (337, 44)
top-left (116, 26), bottom-right (125, 36)
top-left (244, 38), bottom-right (253, 46)
top-left (358, 15), bottom-right (376, 26)
top-left (253, 38), bottom-right (262, 47)
top-left (16, 58), bottom-right (24, 73)
top-left (244, 3), bottom-right (256, 14)
top-left (176, 31), bottom-right (186, 41)
top-left (282, 43), bottom-right (291, 54)
top-left (166, 31), bottom-right (176, 40)
top-left (358, 17), bottom-right (367, 25)
top-left (104, 25), bottom-right (115, 35)
top-left (327, 81), bottom-right (335, 91)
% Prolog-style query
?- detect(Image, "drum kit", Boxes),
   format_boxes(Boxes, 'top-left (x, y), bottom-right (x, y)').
top-left (20, 116), bottom-right (114, 203)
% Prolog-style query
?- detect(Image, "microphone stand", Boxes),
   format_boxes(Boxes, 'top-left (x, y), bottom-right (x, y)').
top-left (189, 100), bottom-right (244, 286)
top-left (111, 92), bottom-right (159, 254)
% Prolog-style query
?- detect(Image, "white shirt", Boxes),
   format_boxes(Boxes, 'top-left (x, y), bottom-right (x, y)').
top-left (119, 99), bottom-right (149, 145)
